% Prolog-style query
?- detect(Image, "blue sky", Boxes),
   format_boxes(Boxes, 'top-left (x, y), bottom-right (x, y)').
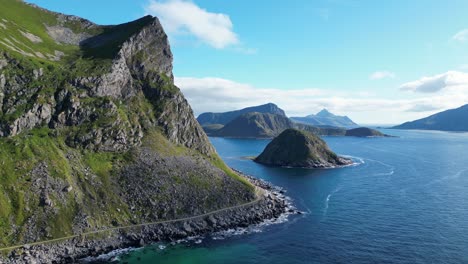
top-left (26, 0), bottom-right (468, 124)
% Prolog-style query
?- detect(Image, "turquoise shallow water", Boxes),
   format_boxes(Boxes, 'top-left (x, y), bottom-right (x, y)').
top-left (105, 129), bottom-right (468, 264)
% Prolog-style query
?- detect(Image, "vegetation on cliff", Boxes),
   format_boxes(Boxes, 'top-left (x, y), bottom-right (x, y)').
top-left (0, 0), bottom-right (254, 248)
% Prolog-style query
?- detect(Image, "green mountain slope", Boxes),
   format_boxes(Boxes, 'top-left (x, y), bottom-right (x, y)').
top-left (197, 103), bottom-right (286, 126)
top-left (0, 0), bottom-right (255, 250)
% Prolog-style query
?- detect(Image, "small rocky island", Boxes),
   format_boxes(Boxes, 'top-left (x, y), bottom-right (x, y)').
top-left (254, 129), bottom-right (352, 168)
top-left (345, 127), bottom-right (389, 137)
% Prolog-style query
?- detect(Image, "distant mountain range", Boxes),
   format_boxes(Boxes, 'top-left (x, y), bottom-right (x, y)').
top-left (209, 112), bottom-right (346, 138)
top-left (198, 103), bottom-right (387, 138)
top-left (393, 104), bottom-right (468, 131)
top-left (291, 109), bottom-right (359, 128)
top-left (197, 103), bottom-right (286, 125)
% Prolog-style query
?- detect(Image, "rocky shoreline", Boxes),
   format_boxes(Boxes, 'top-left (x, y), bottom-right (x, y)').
top-left (1, 173), bottom-right (297, 264)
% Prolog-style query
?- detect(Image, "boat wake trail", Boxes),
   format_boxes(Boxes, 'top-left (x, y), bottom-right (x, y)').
top-left (424, 168), bottom-right (468, 187)
top-left (323, 186), bottom-right (342, 217)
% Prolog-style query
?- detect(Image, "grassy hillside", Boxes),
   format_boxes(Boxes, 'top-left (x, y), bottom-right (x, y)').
top-left (0, 0), bottom-right (255, 248)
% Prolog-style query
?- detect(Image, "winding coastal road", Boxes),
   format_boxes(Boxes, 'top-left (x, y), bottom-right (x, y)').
top-left (0, 187), bottom-right (264, 253)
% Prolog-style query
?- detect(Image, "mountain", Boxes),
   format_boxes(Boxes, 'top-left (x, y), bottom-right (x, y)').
top-left (291, 109), bottom-right (358, 128)
top-left (0, 1), bottom-right (286, 261)
top-left (254, 129), bottom-right (352, 168)
top-left (208, 112), bottom-right (386, 139)
top-left (392, 104), bottom-right (468, 131)
top-left (211, 112), bottom-right (346, 138)
top-left (197, 103), bottom-right (286, 125)
top-left (345, 127), bottom-right (389, 137)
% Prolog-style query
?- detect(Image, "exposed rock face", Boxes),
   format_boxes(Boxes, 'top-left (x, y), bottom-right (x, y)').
top-left (255, 129), bottom-right (352, 168)
top-left (0, 14), bottom-right (212, 154)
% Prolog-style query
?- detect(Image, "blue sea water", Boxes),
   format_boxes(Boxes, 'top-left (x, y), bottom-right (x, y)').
top-left (112, 129), bottom-right (468, 264)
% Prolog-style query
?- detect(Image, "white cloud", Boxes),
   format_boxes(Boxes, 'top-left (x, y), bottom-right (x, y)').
top-left (369, 71), bottom-right (395, 80)
top-left (145, 0), bottom-right (238, 49)
top-left (453, 29), bottom-right (468, 42)
top-left (175, 76), bottom-right (468, 124)
top-left (400, 71), bottom-right (468, 93)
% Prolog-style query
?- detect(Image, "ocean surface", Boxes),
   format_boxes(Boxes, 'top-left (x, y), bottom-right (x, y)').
top-left (104, 129), bottom-right (468, 264)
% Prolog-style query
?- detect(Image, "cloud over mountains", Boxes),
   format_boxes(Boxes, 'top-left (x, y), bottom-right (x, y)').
top-left (146, 0), bottom-right (238, 49)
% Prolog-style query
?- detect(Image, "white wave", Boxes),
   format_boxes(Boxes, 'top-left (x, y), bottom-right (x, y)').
top-left (81, 247), bottom-right (139, 263)
top-left (210, 204), bottom-right (297, 240)
top-left (340, 155), bottom-right (365, 166)
top-left (374, 170), bottom-right (395, 176)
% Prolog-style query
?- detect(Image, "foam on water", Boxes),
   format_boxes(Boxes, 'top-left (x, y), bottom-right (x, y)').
top-left (81, 247), bottom-right (139, 263)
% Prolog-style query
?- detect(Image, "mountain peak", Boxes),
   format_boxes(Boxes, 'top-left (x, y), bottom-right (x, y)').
top-left (316, 109), bottom-right (335, 117)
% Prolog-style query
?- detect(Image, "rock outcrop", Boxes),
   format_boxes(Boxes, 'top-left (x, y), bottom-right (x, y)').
top-left (255, 129), bottom-right (352, 168)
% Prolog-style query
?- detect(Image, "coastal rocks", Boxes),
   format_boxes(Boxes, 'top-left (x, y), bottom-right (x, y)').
top-left (2, 177), bottom-right (293, 264)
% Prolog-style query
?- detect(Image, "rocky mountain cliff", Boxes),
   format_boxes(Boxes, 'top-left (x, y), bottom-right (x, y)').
top-left (197, 103), bottom-right (286, 126)
top-left (0, 0), bottom-right (258, 253)
top-left (392, 104), bottom-right (468, 131)
top-left (254, 129), bottom-right (352, 168)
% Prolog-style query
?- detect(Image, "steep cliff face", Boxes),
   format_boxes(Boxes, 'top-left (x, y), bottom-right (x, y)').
top-left (0, 0), bottom-right (248, 249)
top-left (0, 10), bottom-right (213, 154)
